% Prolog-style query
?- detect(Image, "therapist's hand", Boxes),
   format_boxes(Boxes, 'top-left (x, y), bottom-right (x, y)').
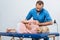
top-left (21, 20), bottom-right (29, 24)
top-left (33, 20), bottom-right (39, 25)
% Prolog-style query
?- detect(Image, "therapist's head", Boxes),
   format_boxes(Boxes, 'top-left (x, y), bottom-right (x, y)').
top-left (36, 0), bottom-right (44, 12)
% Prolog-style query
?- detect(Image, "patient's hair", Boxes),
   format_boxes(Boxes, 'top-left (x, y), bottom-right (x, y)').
top-left (36, 0), bottom-right (44, 5)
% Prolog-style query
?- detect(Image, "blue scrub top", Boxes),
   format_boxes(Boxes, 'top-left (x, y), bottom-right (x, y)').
top-left (26, 8), bottom-right (52, 23)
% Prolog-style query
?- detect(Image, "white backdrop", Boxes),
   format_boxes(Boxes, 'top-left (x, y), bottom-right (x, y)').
top-left (0, 0), bottom-right (60, 40)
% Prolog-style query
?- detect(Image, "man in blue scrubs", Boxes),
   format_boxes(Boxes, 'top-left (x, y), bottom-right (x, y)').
top-left (25, 0), bottom-right (53, 40)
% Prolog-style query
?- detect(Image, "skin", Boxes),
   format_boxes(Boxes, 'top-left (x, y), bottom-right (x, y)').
top-left (15, 4), bottom-right (53, 33)
top-left (36, 4), bottom-right (44, 12)
top-left (36, 4), bottom-right (53, 26)
top-left (6, 3), bottom-right (53, 34)
top-left (22, 4), bottom-right (53, 26)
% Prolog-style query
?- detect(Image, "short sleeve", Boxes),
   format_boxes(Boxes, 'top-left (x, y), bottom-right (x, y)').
top-left (26, 10), bottom-right (32, 20)
top-left (45, 11), bottom-right (52, 22)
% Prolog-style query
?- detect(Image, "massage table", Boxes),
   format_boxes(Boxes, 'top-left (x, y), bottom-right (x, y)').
top-left (0, 32), bottom-right (59, 40)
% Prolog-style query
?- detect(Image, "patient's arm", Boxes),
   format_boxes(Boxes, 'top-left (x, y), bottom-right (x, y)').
top-left (6, 28), bottom-right (16, 32)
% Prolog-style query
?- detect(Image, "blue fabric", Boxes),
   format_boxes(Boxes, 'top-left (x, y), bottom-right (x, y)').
top-left (0, 32), bottom-right (60, 40)
top-left (0, 32), bottom-right (59, 38)
top-left (0, 32), bottom-right (48, 38)
top-left (44, 37), bottom-right (49, 40)
top-left (49, 32), bottom-right (60, 36)
top-left (34, 37), bottom-right (49, 40)
top-left (26, 8), bottom-right (52, 23)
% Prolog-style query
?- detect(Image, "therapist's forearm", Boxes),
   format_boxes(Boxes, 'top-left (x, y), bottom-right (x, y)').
top-left (39, 21), bottom-right (53, 26)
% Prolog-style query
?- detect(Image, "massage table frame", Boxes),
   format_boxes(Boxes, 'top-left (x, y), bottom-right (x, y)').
top-left (0, 32), bottom-right (59, 40)
top-left (10, 35), bottom-right (56, 40)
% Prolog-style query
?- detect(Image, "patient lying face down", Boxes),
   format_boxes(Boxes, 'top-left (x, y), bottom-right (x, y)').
top-left (6, 20), bottom-right (49, 33)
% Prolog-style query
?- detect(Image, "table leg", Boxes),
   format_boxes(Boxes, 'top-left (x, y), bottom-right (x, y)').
top-left (19, 38), bottom-right (23, 40)
top-left (48, 35), bottom-right (55, 40)
top-left (0, 36), bottom-right (1, 40)
top-left (11, 37), bottom-right (15, 40)
top-left (53, 36), bottom-right (55, 40)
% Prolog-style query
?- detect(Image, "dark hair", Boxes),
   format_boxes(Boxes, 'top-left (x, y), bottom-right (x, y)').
top-left (36, 0), bottom-right (44, 5)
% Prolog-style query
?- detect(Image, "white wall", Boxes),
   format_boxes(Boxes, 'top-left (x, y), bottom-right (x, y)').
top-left (0, 0), bottom-right (60, 40)
top-left (0, 0), bottom-right (36, 31)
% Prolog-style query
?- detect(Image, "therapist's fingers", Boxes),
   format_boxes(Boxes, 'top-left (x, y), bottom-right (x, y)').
top-left (21, 20), bottom-right (29, 24)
